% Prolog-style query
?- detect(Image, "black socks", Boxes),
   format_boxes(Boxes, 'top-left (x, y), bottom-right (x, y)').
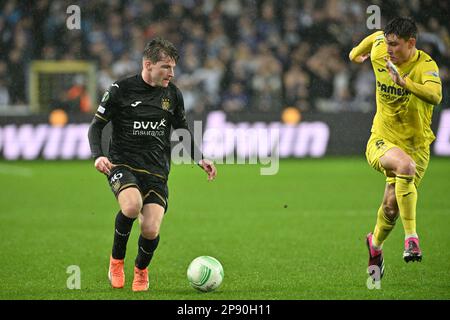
top-left (111, 211), bottom-right (136, 260)
top-left (111, 211), bottom-right (160, 269)
top-left (135, 235), bottom-right (160, 270)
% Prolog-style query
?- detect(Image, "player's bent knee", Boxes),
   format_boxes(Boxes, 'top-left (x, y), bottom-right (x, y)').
top-left (121, 202), bottom-right (142, 218)
top-left (141, 225), bottom-right (159, 240)
top-left (118, 189), bottom-right (143, 218)
top-left (397, 159), bottom-right (416, 176)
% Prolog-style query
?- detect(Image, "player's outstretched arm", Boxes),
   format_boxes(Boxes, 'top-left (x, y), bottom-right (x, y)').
top-left (199, 159), bottom-right (217, 181)
top-left (349, 31), bottom-right (383, 64)
top-left (349, 53), bottom-right (370, 64)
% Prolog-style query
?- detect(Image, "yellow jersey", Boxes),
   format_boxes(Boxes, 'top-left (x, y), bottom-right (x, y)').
top-left (350, 31), bottom-right (442, 153)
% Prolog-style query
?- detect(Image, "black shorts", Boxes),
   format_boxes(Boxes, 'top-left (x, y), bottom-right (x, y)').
top-left (107, 165), bottom-right (169, 212)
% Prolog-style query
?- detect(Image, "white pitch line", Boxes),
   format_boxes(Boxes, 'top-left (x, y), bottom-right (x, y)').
top-left (0, 163), bottom-right (33, 177)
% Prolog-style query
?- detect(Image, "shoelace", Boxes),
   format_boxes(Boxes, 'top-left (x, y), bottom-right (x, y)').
top-left (111, 263), bottom-right (123, 276)
top-left (135, 270), bottom-right (147, 284)
top-left (408, 241), bottom-right (418, 251)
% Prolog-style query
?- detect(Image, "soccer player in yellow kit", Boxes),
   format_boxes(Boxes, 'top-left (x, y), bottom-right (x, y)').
top-left (349, 17), bottom-right (442, 279)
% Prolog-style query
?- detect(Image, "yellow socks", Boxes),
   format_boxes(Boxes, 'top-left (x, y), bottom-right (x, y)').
top-left (373, 205), bottom-right (396, 248)
top-left (395, 175), bottom-right (418, 237)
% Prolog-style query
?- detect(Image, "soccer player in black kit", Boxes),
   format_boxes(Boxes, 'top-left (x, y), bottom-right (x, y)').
top-left (88, 38), bottom-right (217, 292)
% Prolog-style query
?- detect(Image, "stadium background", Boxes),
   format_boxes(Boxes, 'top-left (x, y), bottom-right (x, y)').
top-left (1, 0), bottom-right (449, 300)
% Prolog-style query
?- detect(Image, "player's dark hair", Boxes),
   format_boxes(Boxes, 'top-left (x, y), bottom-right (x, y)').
top-left (143, 37), bottom-right (179, 63)
top-left (384, 17), bottom-right (417, 40)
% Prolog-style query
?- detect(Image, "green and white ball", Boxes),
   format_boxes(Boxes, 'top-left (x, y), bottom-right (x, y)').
top-left (187, 256), bottom-right (224, 292)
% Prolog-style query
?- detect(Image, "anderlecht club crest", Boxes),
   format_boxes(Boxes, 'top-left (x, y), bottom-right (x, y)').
top-left (161, 98), bottom-right (170, 110)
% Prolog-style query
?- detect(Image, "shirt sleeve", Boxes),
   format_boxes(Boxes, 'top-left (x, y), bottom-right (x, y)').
top-left (404, 60), bottom-right (442, 105)
top-left (94, 83), bottom-right (121, 122)
top-left (87, 83), bottom-right (120, 159)
top-left (349, 30), bottom-right (384, 62)
top-left (421, 59), bottom-right (442, 86)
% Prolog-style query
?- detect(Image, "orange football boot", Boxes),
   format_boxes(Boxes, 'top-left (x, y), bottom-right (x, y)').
top-left (108, 256), bottom-right (125, 288)
top-left (132, 266), bottom-right (149, 292)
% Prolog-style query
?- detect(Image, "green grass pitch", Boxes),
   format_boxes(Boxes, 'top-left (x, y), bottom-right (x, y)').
top-left (1, 157), bottom-right (449, 300)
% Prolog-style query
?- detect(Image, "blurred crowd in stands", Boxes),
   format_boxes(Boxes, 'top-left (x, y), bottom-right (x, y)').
top-left (0, 0), bottom-right (449, 115)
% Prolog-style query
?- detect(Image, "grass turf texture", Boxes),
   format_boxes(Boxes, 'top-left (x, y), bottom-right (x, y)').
top-left (0, 158), bottom-right (449, 300)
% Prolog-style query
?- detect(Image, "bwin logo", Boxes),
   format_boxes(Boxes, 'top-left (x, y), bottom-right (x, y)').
top-left (133, 119), bottom-right (167, 130)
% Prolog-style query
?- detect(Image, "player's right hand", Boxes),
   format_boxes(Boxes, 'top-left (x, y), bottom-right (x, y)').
top-left (199, 159), bottom-right (217, 181)
top-left (354, 53), bottom-right (370, 63)
top-left (94, 156), bottom-right (114, 175)
top-left (349, 48), bottom-right (370, 63)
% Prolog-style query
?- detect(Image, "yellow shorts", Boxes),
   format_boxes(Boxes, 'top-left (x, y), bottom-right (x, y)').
top-left (365, 134), bottom-right (430, 187)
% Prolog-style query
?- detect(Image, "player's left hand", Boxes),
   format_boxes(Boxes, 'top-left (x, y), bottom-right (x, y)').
top-left (199, 159), bottom-right (217, 181)
top-left (384, 57), bottom-right (406, 87)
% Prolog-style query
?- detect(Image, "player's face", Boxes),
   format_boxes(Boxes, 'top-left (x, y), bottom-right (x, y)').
top-left (145, 55), bottom-right (176, 87)
top-left (385, 34), bottom-right (415, 65)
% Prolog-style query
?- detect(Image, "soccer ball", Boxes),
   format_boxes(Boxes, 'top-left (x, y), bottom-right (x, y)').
top-left (187, 256), bottom-right (224, 292)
